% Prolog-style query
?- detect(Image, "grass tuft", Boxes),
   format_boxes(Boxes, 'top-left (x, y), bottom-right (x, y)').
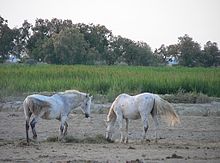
top-left (46, 134), bottom-right (111, 144)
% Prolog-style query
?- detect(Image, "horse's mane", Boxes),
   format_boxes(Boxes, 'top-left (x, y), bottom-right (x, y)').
top-left (65, 89), bottom-right (80, 93)
top-left (107, 94), bottom-right (131, 122)
top-left (107, 106), bottom-right (116, 122)
top-left (61, 90), bottom-right (87, 96)
top-left (107, 96), bottom-right (121, 122)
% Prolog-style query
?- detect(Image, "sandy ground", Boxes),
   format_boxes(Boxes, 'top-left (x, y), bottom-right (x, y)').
top-left (0, 110), bottom-right (220, 163)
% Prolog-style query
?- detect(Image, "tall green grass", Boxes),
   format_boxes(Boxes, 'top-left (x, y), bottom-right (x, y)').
top-left (0, 64), bottom-right (219, 100)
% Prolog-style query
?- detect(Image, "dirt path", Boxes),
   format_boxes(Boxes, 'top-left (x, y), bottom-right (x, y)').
top-left (0, 111), bottom-right (220, 162)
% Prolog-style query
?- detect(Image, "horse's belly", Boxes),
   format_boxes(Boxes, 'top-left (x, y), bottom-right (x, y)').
top-left (49, 112), bottom-right (60, 119)
top-left (123, 110), bottom-right (141, 120)
top-left (41, 109), bottom-right (61, 120)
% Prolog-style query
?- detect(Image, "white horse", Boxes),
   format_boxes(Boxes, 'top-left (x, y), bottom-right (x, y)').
top-left (23, 90), bottom-right (92, 143)
top-left (106, 93), bottom-right (180, 143)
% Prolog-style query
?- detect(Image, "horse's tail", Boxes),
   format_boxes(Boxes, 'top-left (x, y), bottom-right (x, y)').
top-left (23, 96), bottom-right (33, 144)
top-left (23, 97), bottom-right (32, 121)
top-left (153, 95), bottom-right (180, 126)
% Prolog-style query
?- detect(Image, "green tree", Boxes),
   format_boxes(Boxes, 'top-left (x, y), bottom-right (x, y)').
top-left (108, 36), bottom-right (154, 65)
top-left (106, 36), bottom-right (126, 64)
top-left (135, 41), bottom-right (154, 66)
top-left (26, 19), bottom-right (49, 60)
top-left (47, 18), bottom-right (73, 36)
top-left (202, 41), bottom-right (220, 67)
top-left (27, 18), bottom-right (73, 61)
top-left (154, 44), bottom-right (167, 64)
top-left (11, 20), bottom-right (32, 58)
top-left (111, 36), bottom-right (138, 65)
top-left (76, 23), bottom-right (112, 62)
top-left (178, 34), bottom-right (202, 67)
top-left (0, 16), bottom-right (18, 61)
top-left (44, 28), bottom-right (90, 64)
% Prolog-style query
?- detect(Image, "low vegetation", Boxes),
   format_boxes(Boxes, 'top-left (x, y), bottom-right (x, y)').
top-left (46, 134), bottom-right (110, 144)
top-left (0, 64), bottom-right (219, 101)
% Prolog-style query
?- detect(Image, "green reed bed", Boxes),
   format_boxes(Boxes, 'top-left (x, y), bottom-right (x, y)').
top-left (0, 64), bottom-right (219, 100)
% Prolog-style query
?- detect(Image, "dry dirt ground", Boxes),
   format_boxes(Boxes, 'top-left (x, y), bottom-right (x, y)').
top-left (0, 106), bottom-right (220, 163)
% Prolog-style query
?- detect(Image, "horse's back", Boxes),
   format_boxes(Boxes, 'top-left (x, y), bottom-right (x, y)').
top-left (112, 93), bottom-right (156, 119)
top-left (116, 93), bottom-right (155, 105)
top-left (27, 94), bottom-right (54, 101)
top-left (27, 94), bottom-right (64, 105)
top-left (135, 92), bottom-right (155, 99)
top-left (24, 95), bottom-right (51, 111)
top-left (23, 94), bottom-right (64, 119)
top-left (117, 93), bottom-right (131, 99)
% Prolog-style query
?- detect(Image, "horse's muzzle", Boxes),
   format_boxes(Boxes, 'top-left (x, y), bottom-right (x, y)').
top-left (85, 113), bottom-right (90, 118)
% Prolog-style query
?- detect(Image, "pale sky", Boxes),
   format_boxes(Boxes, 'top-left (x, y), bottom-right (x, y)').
top-left (1, 0), bottom-right (220, 50)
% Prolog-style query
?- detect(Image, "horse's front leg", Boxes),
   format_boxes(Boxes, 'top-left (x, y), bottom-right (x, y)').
top-left (117, 116), bottom-right (124, 143)
top-left (124, 118), bottom-right (129, 143)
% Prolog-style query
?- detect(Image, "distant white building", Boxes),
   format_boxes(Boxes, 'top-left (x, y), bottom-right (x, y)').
top-left (6, 54), bottom-right (21, 63)
top-left (166, 56), bottom-right (179, 66)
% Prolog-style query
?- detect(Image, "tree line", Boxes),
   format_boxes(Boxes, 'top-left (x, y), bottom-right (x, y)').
top-left (0, 16), bottom-right (219, 67)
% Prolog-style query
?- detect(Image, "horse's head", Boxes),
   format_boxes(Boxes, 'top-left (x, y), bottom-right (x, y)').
top-left (63, 90), bottom-right (92, 118)
top-left (81, 94), bottom-right (92, 118)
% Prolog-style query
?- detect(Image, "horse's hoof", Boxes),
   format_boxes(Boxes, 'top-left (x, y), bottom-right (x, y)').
top-left (141, 139), bottom-right (150, 143)
top-left (120, 138), bottom-right (125, 143)
top-left (58, 136), bottom-right (65, 142)
top-left (145, 139), bottom-right (150, 142)
top-left (106, 138), bottom-right (111, 142)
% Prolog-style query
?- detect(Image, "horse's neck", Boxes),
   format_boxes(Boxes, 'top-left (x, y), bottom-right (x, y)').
top-left (61, 94), bottom-right (83, 110)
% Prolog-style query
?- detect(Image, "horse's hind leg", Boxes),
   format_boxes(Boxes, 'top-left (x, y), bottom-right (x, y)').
top-left (140, 112), bottom-right (149, 140)
top-left (151, 111), bottom-right (159, 142)
top-left (26, 119), bottom-right (30, 143)
top-left (25, 112), bottom-right (32, 144)
top-left (30, 117), bottom-right (39, 140)
top-left (63, 121), bottom-right (68, 136)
